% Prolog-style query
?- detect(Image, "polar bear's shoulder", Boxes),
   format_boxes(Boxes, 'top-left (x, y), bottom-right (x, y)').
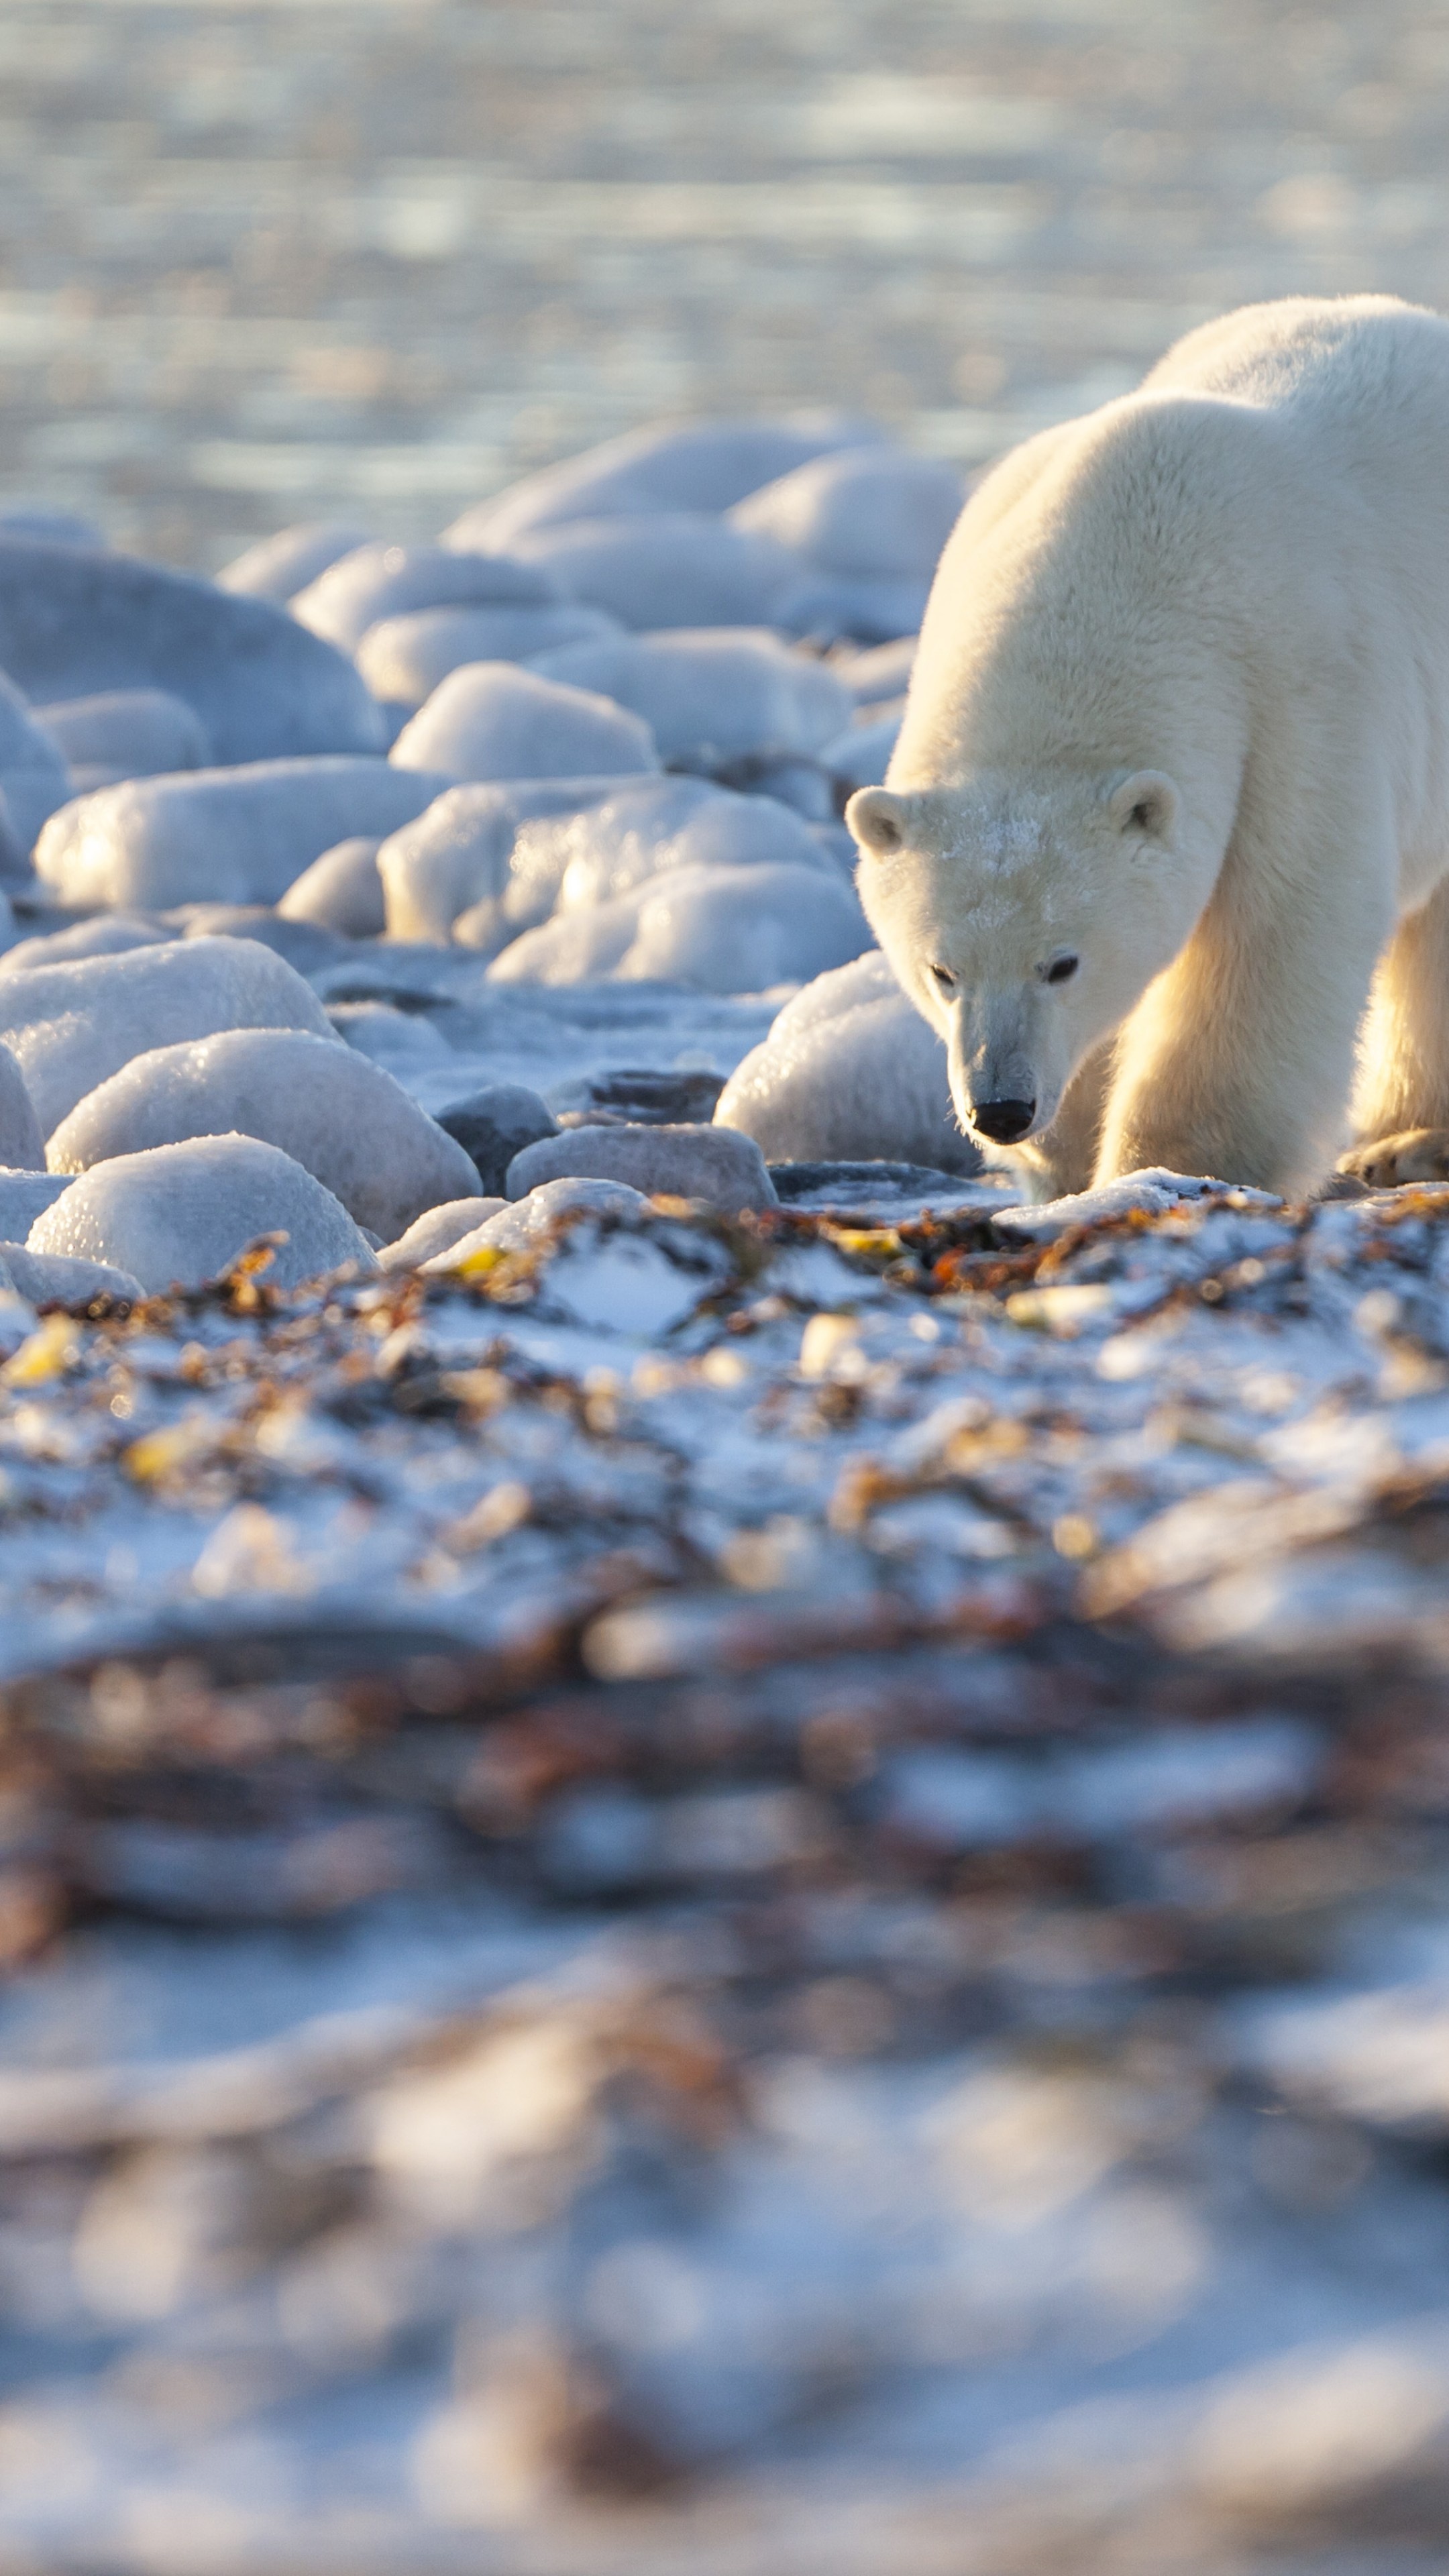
top-left (1141, 292), bottom-right (1449, 418)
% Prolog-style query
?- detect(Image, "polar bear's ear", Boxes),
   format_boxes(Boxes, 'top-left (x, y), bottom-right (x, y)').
top-left (1108, 770), bottom-right (1178, 844)
top-left (846, 787), bottom-right (915, 857)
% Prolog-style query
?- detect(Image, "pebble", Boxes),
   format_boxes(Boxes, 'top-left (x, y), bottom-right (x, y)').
top-left (356, 602), bottom-right (620, 709)
top-left (0, 539), bottom-right (385, 763)
top-left (488, 857), bottom-right (871, 991)
top-left (27, 1133), bottom-right (377, 1293)
top-left (433, 1081), bottom-right (558, 1193)
top-left (290, 541), bottom-right (560, 655)
top-left (215, 521), bottom-right (371, 603)
top-left (442, 414), bottom-right (880, 550)
top-left (376, 776), bottom-right (624, 941)
top-left (0, 1241), bottom-right (142, 1306)
top-left (48, 1026), bottom-right (480, 1240)
top-left (729, 445), bottom-right (963, 580)
top-left (715, 947), bottom-right (980, 1171)
top-left (506, 1119), bottom-right (777, 1215)
top-left (0, 1040), bottom-right (44, 1169)
top-left (33, 757), bottom-right (455, 910)
top-left (504, 515), bottom-right (802, 631)
top-left (277, 837), bottom-right (386, 938)
top-left (0, 669), bottom-right (72, 857)
top-left (34, 688), bottom-right (211, 782)
top-left (0, 933), bottom-right (335, 1136)
top-left (527, 629), bottom-right (853, 769)
top-left (376, 1196), bottom-right (506, 1271)
top-left (390, 664), bottom-right (659, 784)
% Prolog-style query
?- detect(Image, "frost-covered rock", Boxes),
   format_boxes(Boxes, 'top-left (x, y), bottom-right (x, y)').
top-left (0, 1242), bottom-right (142, 1306)
top-left (0, 669), bottom-right (71, 858)
top-left (216, 522), bottom-right (370, 603)
top-left (548, 777), bottom-right (835, 916)
top-left (442, 415), bottom-right (879, 551)
top-left (714, 948), bottom-right (980, 1171)
top-left (27, 1134), bottom-right (376, 1293)
top-left (356, 602), bottom-right (619, 710)
top-left (730, 446), bottom-right (962, 580)
top-left (818, 708), bottom-right (903, 792)
top-left (0, 1040), bottom-right (44, 1169)
top-left (434, 1082), bottom-right (558, 1193)
top-left (376, 777), bottom-right (624, 943)
top-left (527, 629), bottom-right (853, 770)
top-left (390, 664), bottom-right (658, 784)
top-left (277, 837), bottom-right (386, 938)
top-left (49, 1027), bottom-right (480, 1240)
top-left (377, 1196), bottom-right (506, 1271)
top-left (34, 688), bottom-right (210, 782)
top-left (422, 1174), bottom-right (651, 1265)
top-left (0, 916), bottom-right (176, 978)
top-left (33, 758), bottom-right (453, 911)
top-left (0, 934), bottom-right (335, 1136)
top-left (0, 539), bottom-right (385, 761)
top-left (506, 516), bottom-right (801, 631)
top-left (488, 858), bottom-right (871, 992)
top-left (506, 1120), bottom-right (776, 1214)
top-left (0, 1167), bottom-right (70, 1237)
top-left (0, 505), bottom-right (104, 550)
top-left (327, 1001), bottom-right (451, 1072)
top-left (291, 542), bottom-right (560, 655)
top-left (773, 573), bottom-right (932, 645)
top-left (0, 795), bottom-right (23, 883)
top-left (833, 635), bottom-right (917, 705)
top-left (174, 907), bottom-right (349, 977)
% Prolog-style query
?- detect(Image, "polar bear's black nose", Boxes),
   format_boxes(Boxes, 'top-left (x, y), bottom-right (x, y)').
top-left (971, 1098), bottom-right (1036, 1143)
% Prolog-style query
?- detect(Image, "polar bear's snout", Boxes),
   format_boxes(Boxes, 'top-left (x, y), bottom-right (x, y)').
top-left (967, 1096), bottom-right (1036, 1144)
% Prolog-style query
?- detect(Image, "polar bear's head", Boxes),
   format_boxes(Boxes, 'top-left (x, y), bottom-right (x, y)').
top-left (847, 767), bottom-right (1207, 1151)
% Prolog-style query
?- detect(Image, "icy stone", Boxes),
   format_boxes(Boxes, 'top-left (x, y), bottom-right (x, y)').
top-left (50, 1027), bottom-right (480, 1240)
top-left (548, 777), bottom-right (834, 917)
top-left (489, 858), bottom-right (871, 992)
top-left (715, 948), bottom-right (979, 1170)
top-left (292, 542), bottom-right (559, 656)
top-left (528, 629), bottom-right (853, 770)
top-left (0, 1242), bottom-right (142, 1306)
top-left (0, 669), bottom-right (72, 857)
top-left (773, 573), bottom-right (932, 645)
top-left (327, 1001), bottom-right (451, 1071)
top-left (0, 1041), bottom-right (44, 1169)
top-left (832, 635), bottom-right (917, 704)
top-left (506, 1120), bottom-right (775, 1215)
top-left (443, 415), bottom-right (880, 550)
top-left (554, 1066), bottom-right (726, 1125)
top-left (423, 1174), bottom-right (652, 1265)
top-left (174, 908), bottom-right (350, 977)
top-left (356, 602), bottom-right (619, 709)
top-left (731, 446), bottom-right (962, 580)
top-left (0, 1166), bottom-right (70, 1237)
top-left (0, 914), bottom-right (175, 977)
top-left (818, 708), bottom-right (903, 792)
top-left (34, 689), bottom-right (211, 780)
top-left (376, 777), bottom-right (624, 942)
top-left (277, 837), bottom-right (386, 938)
top-left (506, 516), bottom-right (802, 631)
top-left (28, 1133), bottom-right (376, 1293)
top-left (744, 759), bottom-right (835, 822)
top-left (0, 539), bottom-right (385, 761)
top-left (0, 933), bottom-right (335, 1136)
top-left (0, 506), bottom-right (105, 550)
top-left (433, 1082), bottom-right (558, 1193)
top-left (215, 521), bottom-right (370, 603)
top-left (390, 665), bottom-right (658, 784)
top-left (377, 1197), bottom-right (506, 1271)
top-left (0, 795), bottom-right (23, 883)
top-left (34, 759), bottom-right (454, 911)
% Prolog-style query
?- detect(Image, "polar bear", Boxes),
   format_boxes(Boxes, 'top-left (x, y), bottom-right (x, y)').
top-left (847, 295), bottom-right (1449, 1201)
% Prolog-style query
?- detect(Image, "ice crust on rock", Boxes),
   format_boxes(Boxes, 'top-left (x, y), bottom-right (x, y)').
top-left (442, 415), bottom-right (880, 551)
top-left (549, 778), bottom-right (836, 917)
top-left (716, 948), bottom-right (980, 1171)
top-left (355, 601), bottom-right (620, 711)
top-left (172, 907), bottom-right (348, 978)
top-left (527, 629), bottom-right (853, 770)
top-left (423, 1173), bottom-right (652, 1265)
top-left (0, 504), bottom-right (105, 550)
top-left (49, 1027), bottom-right (481, 1240)
top-left (216, 522), bottom-right (370, 603)
top-left (0, 669), bottom-right (72, 858)
top-left (277, 836), bottom-right (386, 938)
top-left (433, 1082), bottom-right (558, 1193)
top-left (505, 515), bottom-right (802, 632)
top-left (0, 1040), bottom-right (44, 1169)
top-left (34, 759), bottom-right (455, 912)
top-left (0, 916), bottom-right (176, 977)
top-left (833, 634), bottom-right (917, 704)
top-left (390, 664), bottom-right (659, 784)
top-left (506, 1119), bottom-right (777, 1214)
top-left (34, 688), bottom-right (211, 782)
top-left (819, 708), bottom-right (903, 792)
top-left (291, 541), bottom-right (560, 656)
top-left (0, 934), bottom-right (335, 1136)
top-left (774, 572), bottom-right (932, 645)
top-left (27, 1133), bottom-right (376, 1293)
top-left (0, 1166), bottom-right (70, 1236)
top-left (376, 1195), bottom-right (506, 1271)
top-left (0, 1241), bottom-right (142, 1306)
top-left (376, 777), bottom-right (625, 943)
top-left (730, 446), bottom-right (963, 580)
top-left (489, 857), bottom-right (871, 992)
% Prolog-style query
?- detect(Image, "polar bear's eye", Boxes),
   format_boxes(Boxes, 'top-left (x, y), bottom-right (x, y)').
top-left (1041, 953), bottom-right (1079, 985)
top-left (929, 964), bottom-right (957, 993)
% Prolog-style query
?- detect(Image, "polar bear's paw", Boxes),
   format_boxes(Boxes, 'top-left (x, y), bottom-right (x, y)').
top-left (1337, 1128), bottom-right (1449, 1189)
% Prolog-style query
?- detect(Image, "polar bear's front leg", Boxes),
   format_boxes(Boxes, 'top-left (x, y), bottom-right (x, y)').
top-left (1338, 873), bottom-right (1449, 1188)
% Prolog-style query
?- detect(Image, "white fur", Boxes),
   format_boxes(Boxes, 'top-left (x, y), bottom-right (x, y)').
top-left (848, 294), bottom-right (1449, 1199)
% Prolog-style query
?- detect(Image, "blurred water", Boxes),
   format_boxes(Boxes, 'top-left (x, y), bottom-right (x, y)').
top-left (3, 0), bottom-right (1448, 566)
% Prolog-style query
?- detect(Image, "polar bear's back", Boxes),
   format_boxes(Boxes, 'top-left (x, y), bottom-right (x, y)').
top-left (1142, 292), bottom-right (1449, 438)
